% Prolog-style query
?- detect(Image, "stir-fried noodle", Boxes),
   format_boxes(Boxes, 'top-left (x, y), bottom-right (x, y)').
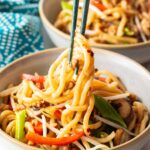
top-left (0, 33), bottom-right (149, 149)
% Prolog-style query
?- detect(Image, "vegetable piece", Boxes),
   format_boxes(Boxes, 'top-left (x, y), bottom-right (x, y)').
top-left (113, 99), bottom-right (131, 119)
top-left (114, 129), bottom-right (131, 145)
top-left (15, 110), bottom-right (26, 140)
top-left (54, 109), bottom-right (62, 120)
top-left (22, 74), bottom-right (45, 83)
top-left (95, 115), bottom-right (135, 136)
top-left (98, 77), bottom-right (106, 82)
top-left (26, 131), bottom-right (84, 145)
top-left (32, 121), bottom-right (43, 135)
top-left (61, 0), bottom-right (73, 10)
top-left (124, 27), bottom-right (134, 36)
top-left (35, 82), bottom-right (43, 89)
top-left (135, 16), bottom-right (147, 42)
top-left (99, 131), bottom-right (108, 138)
top-left (91, 0), bottom-right (106, 11)
top-left (92, 128), bottom-right (108, 138)
top-left (94, 95), bottom-right (127, 128)
top-left (42, 115), bottom-right (47, 137)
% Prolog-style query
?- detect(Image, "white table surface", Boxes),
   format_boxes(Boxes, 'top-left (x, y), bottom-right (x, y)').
top-left (0, 27), bottom-right (150, 150)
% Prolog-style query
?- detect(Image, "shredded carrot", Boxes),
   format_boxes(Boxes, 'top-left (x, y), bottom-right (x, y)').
top-left (26, 131), bottom-right (84, 146)
top-left (91, 0), bottom-right (107, 11)
top-left (22, 74), bottom-right (45, 83)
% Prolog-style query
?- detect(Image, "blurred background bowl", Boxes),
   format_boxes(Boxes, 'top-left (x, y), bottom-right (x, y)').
top-left (39, 0), bottom-right (150, 63)
top-left (0, 48), bottom-right (150, 150)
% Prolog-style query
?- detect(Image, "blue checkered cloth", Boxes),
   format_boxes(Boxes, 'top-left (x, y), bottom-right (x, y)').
top-left (0, 0), bottom-right (44, 68)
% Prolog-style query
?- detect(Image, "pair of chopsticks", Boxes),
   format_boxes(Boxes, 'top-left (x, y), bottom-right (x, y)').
top-left (69, 0), bottom-right (90, 64)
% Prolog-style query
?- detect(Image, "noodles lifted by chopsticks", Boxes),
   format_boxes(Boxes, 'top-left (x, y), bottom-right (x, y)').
top-left (0, 33), bottom-right (149, 150)
top-left (55, 0), bottom-right (150, 44)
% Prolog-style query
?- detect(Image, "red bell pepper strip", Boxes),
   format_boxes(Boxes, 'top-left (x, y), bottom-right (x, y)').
top-left (26, 131), bottom-right (84, 146)
top-left (54, 109), bottom-right (62, 120)
top-left (35, 82), bottom-right (44, 89)
top-left (32, 121), bottom-right (43, 135)
top-left (99, 77), bottom-right (106, 82)
top-left (91, 0), bottom-right (106, 11)
top-left (22, 74), bottom-right (45, 83)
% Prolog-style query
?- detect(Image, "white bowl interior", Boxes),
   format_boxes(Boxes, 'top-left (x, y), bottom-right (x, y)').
top-left (43, 0), bottom-right (61, 24)
top-left (0, 48), bottom-right (150, 150)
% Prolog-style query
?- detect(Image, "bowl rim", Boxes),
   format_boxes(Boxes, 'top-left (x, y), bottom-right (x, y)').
top-left (39, 0), bottom-right (150, 49)
top-left (0, 47), bottom-right (150, 150)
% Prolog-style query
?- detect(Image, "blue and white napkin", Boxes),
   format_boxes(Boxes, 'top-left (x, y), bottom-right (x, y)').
top-left (0, 0), bottom-right (44, 68)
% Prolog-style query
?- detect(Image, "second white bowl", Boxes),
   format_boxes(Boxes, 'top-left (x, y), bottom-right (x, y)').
top-left (39, 0), bottom-right (150, 63)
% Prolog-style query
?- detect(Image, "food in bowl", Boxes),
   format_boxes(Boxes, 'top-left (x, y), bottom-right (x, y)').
top-left (0, 33), bottom-right (149, 150)
top-left (54, 0), bottom-right (150, 44)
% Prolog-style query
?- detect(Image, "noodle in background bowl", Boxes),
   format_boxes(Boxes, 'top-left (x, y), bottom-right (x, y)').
top-left (39, 0), bottom-right (150, 63)
top-left (0, 48), bottom-right (150, 149)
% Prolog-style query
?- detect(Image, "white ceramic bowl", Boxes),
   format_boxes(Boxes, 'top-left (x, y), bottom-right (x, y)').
top-left (39, 0), bottom-right (150, 63)
top-left (0, 48), bottom-right (150, 150)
